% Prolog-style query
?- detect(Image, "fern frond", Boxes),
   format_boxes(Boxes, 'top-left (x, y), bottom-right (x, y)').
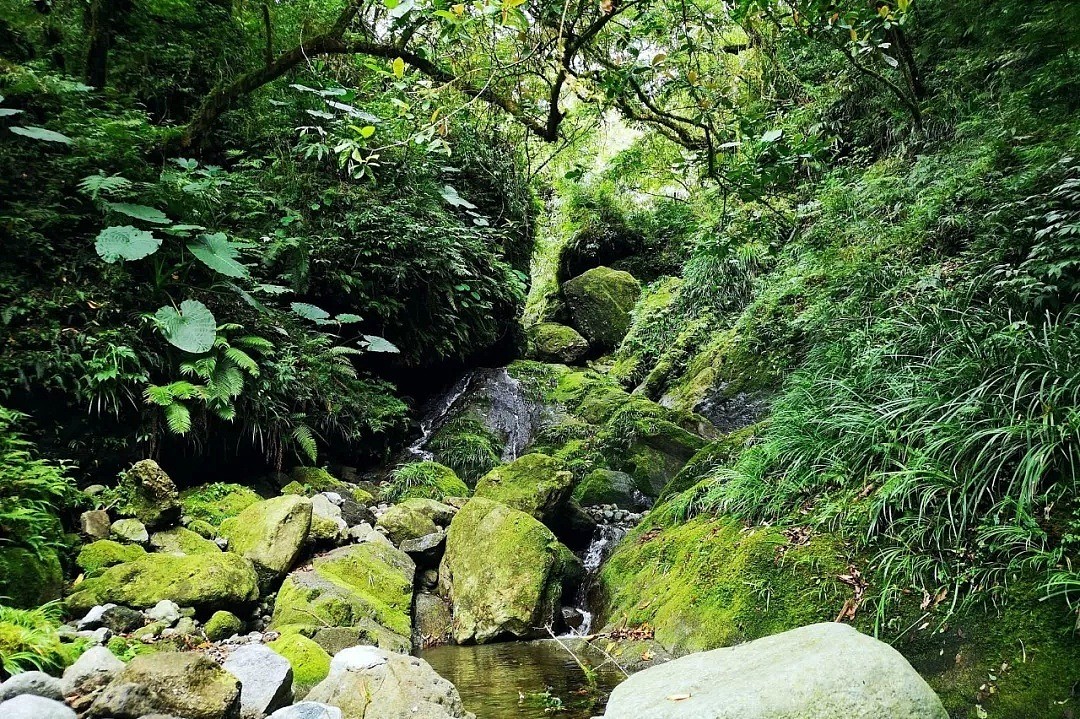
top-left (163, 402), bottom-right (192, 434)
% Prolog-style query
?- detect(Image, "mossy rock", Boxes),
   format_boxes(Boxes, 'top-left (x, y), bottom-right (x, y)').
top-left (76, 539), bottom-right (147, 578)
top-left (220, 495), bottom-right (312, 581)
top-left (267, 627), bottom-right (331, 698)
top-left (656, 424), bottom-right (759, 503)
top-left (561, 266), bottom-right (642, 350)
top-left (440, 497), bottom-right (582, 643)
top-left (598, 516), bottom-right (847, 655)
top-left (180, 482), bottom-right (262, 527)
top-left (0, 546), bottom-right (63, 608)
top-left (383, 461), bottom-right (469, 503)
top-left (67, 550), bottom-right (260, 613)
top-left (473, 453), bottom-right (574, 522)
top-left (352, 487), bottom-right (376, 505)
top-left (428, 416), bottom-right (502, 485)
top-left (573, 469), bottom-right (642, 509)
top-left (149, 526), bottom-right (222, 555)
top-left (271, 541), bottom-right (415, 640)
top-left (375, 503), bottom-right (438, 544)
top-left (203, 610), bottom-right (244, 641)
top-left (186, 519), bottom-right (218, 539)
top-left (529, 322), bottom-right (590, 364)
top-left (112, 459), bottom-right (181, 529)
top-left (290, 466), bottom-right (350, 493)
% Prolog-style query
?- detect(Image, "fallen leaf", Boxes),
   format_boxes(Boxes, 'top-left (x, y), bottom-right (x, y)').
top-left (667, 693), bottom-right (691, 702)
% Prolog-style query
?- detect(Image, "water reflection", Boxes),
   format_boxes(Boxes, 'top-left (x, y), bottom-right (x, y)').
top-left (421, 639), bottom-right (625, 719)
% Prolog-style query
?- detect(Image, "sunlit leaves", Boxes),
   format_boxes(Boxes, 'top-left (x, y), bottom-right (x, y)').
top-left (95, 225), bottom-right (162, 263)
top-left (107, 203), bottom-right (171, 225)
top-left (155, 300), bottom-right (217, 353)
top-left (9, 126), bottom-right (72, 144)
top-left (188, 233), bottom-right (249, 278)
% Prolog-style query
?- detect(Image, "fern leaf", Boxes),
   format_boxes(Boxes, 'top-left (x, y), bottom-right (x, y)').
top-left (163, 402), bottom-right (192, 434)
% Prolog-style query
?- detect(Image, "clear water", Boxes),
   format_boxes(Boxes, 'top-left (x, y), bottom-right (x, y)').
top-left (421, 640), bottom-right (626, 719)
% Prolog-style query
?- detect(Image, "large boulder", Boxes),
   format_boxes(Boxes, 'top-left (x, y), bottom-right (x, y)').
top-left (62, 645), bottom-right (126, 697)
top-left (76, 540), bottom-right (146, 578)
top-left (473, 453), bottom-right (573, 523)
top-left (375, 503), bottom-right (438, 545)
top-left (113, 459), bottom-right (181, 529)
top-left (269, 704), bottom-right (342, 719)
top-left (89, 652), bottom-right (242, 719)
top-left (602, 623), bottom-right (948, 719)
top-left (271, 542), bottom-right (415, 646)
top-left (149, 526), bottom-right (222, 555)
top-left (223, 644), bottom-right (294, 719)
top-left (305, 646), bottom-right (474, 719)
top-left (0, 546), bottom-right (63, 608)
top-left (572, 469), bottom-right (647, 510)
top-left (561, 266), bottom-right (641, 350)
top-left (66, 551), bottom-right (259, 613)
top-left (529, 322), bottom-right (589, 364)
top-left (221, 495), bottom-right (313, 581)
top-left (439, 498), bottom-right (582, 643)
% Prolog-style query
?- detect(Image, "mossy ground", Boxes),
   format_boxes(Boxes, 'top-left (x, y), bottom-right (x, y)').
top-left (180, 483), bottom-right (262, 527)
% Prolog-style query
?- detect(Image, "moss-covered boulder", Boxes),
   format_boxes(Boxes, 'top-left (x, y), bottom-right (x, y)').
top-left (529, 322), bottom-right (590, 364)
top-left (267, 628), bottom-right (331, 698)
top-left (376, 502), bottom-right (439, 545)
top-left (180, 483), bottom-right (262, 527)
top-left (383, 462), bottom-right (470, 503)
top-left (220, 495), bottom-right (312, 580)
top-left (271, 542), bottom-right (415, 644)
top-left (67, 551), bottom-right (260, 613)
top-left (149, 526), bottom-right (222, 555)
top-left (89, 652), bottom-right (241, 719)
top-left (76, 540), bottom-right (147, 578)
top-left (473, 453), bottom-right (574, 523)
top-left (113, 459), bottom-right (181, 529)
top-left (572, 469), bottom-right (644, 509)
top-left (290, 466), bottom-right (350, 494)
top-left (204, 610), bottom-right (244, 641)
top-left (440, 497), bottom-right (582, 643)
top-left (561, 266), bottom-right (641, 350)
top-left (0, 546), bottom-right (63, 608)
top-left (598, 516), bottom-right (846, 655)
top-left (399, 498), bottom-right (457, 526)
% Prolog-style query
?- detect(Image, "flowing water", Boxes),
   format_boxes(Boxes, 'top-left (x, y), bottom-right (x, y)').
top-left (421, 639), bottom-right (626, 719)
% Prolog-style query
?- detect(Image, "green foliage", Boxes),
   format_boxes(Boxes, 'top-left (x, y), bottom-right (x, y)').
top-left (428, 418), bottom-right (501, 485)
top-left (0, 407), bottom-right (78, 557)
top-left (0, 602), bottom-right (83, 675)
top-left (382, 462), bottom-right (469, 503)
top-left (179, 483), bottom-right (262, 527)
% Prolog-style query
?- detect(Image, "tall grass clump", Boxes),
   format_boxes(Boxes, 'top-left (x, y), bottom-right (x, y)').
top-left (0, 602), bottom-right (83, 677)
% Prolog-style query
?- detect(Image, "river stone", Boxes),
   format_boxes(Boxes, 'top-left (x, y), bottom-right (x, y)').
top-left (572, 469), bottom-right (645, 510)
top-left (222, 496), bottom-right (313, 582)
top-left (89, 652), bottom-right (241, 719)
top-left (268, 703), bottom-right (343, 719)
top-left (398, 530), bottom-right (446, 568)
top-left (0, 670), bottom-right (64, 701)
top-left (305, 646), bottom-right (474, 719)
top-left (150, 526), bottom-right (222, 555)
top-left (110, 518), bottom-right (149, 544)
top-left (146, 599), bottom-right (181, 626)
top-left (376, 503), bottom-right (438, 545)
top-left (62, 645), bottom-right (126, 697)
top-left (205, 610), bottom-right (245, 641)
top-left (399, 498), bottom-right (457, 527)
top-left (80, 510), bottom-right (112, 540)
top-left (312, 620), bottom-right (411, 655)
top-left (0, 694), bottom-right (77, 719)
top-left (100, 604), bottom-right (145, 633)
top-left (440, 497), bottom-right (582, 643)
top-left (602, 623), bottom-right (948, 719)
top-left (223, 644), bottom-right (294, 719)
top-left (413, 593), bottom-right (453, 648)
top-left (66, 551), bottom-right (259, 613)
top-left (561, 266), bottom-right (641, 350)
top-left (473, 453), bottom-right (574, 523)
top-left (271, 542), bottom-right (415, 641)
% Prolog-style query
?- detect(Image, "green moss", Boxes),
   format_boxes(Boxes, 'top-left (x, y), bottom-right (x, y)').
top-left (180, 483), bottom-right (261, 527)
top-left (66, 550), bottom-right (260, 613)
top-left (76, 539), bottom-right (147, 578)
top-left (203, 610), bottom-right (244, 641)
top-left (352, 487), bottom-right (376, 505)
top-left (657, 425), bottom-right (759, 504)
top-left (291, 466), bottom-right (350, 493)
top-left (107, 635), bottom-right (167, 662)
top-left (474, 453), bottom-right (574, 521)
top-left (529, 322), bottom-right (590, 364)
top-left (573, 469), bottom-right (637, 507)
top-left (271, 542), bottom-right (414, 638)
top-left (0, 546), bottom-right (63, 608)
top-left (383, 461), bottom-right (469, 503)
top-left (375, 502), bottom-right (439, 544)
top-left (599, 516), bottom-right (847, 655)
top-left (150, 526), bottom-right (222, 555)
top-left (220, 495), bottom-right (312, 580)
top-left (428, 417), bottom-right (501, 485)
top-left (561, 266), bottom-right (642, 349)
top-left (268, 627), bottom-right (331, 697)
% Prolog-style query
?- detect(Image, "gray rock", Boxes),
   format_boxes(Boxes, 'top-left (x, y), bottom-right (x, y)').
top-left (101, 605), bottom-right (145, 634)
top-left (0, 671), bottom-right (64, 701)
top-left (398, 530), bottom-right (446, 568)
top-left (347, 522), bottom-right (375, 542)
top-left (146, 600), bottom-right (181, 626)
top-left (0, 694), bottom-right (77, 719)
top-left (62, 645), bottom-right (126, 697)
top-left (602, 623), bottom-right (948, 719)
top-left (321, 492), bottom-right (344, 506)
top-left (339, 499), bottom-right (375, 527)
top-left (81, 510), bottom-right (112, 540)
top-left (222, 644), bottom-right (294, 719)
top-left (306, 646), bottom-right (474, 719)
top-left (111, 519), bottom-right (149, 544)
top-left (267, 703), bottom-right (343, 719)
top-left (78, 626), bottom-right (113, 645)
top-left (89, 652), bottom-right (241, 719)
top-left (77, 603), bottom-right (119, 630)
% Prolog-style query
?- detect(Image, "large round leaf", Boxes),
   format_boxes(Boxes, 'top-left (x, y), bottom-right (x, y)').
top-left (188, 232), bottom-right (248, 278)
top-left (95, 225), bottom-right (162, 263)
top-left (155, 300), bottom-right (217, 353)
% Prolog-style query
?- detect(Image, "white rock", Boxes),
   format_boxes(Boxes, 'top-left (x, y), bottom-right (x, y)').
top-left (321, 491), bottom-right (344, 506)
top-left (146, 599), bottom-right (181, 626)
top-left (268, 702), bottom-right (343, 719)
top-left (0, 694), bottom-right (77, 719)
top-left (76, 603), bottom-right (118, 630)
top-left (223, 644), bottom-right (294, 719)
top-left (0, 671), bottom-right (64, 701)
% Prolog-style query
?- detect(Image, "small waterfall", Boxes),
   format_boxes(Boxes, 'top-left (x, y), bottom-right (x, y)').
top-left (567, 523), bottom-right (627, 636)
top-left (405, 371), bottom-right (480, 461)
